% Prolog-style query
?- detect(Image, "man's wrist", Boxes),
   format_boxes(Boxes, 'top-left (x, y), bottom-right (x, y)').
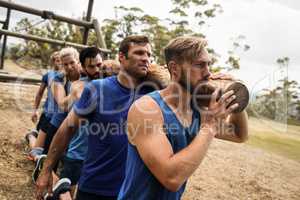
top-left (200, 122), bottom-right (217, 137)
top-left (43, 161), bottom-right (53, 173)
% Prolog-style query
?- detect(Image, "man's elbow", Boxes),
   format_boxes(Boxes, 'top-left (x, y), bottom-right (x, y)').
top-left (236, 131), bottom-right (248, 143)
top-left (163, 177), bottom-right (184, 192)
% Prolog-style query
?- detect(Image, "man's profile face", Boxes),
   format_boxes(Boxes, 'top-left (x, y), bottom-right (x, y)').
top-left (178, 49), bottom-right (212, 94)
top-left (120, 43), bottom-right (152, 78)
top-left (62, 54), bottom-right (81, 79)
top-left (83, 54), bottom-right (103, 79)
top-left (53, 55), bottom-right (62, 71)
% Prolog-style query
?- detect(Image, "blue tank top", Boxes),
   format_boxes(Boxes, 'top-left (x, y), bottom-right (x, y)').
top-left (66, 76), bottom-right (90, 161)
top-left (42, 71), bottom-right (61, 119)
top-left (118, 91), bottom-right (201, 200)
top-left (50, 75), bottom-right (72, 128)
top-left (73, 76), bottom-right (153, 196)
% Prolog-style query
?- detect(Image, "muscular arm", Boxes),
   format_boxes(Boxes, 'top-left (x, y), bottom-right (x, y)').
top-left (128, 96), bottom-right (216, 192)
top-left (33, 83), bottom-right (47, 111)
top-left (51, 81), bottom-right (83, 112)
top-left (209, 73), bottom-right (249, 143)
top-left (51, 81), bottom-right (68, 111)
top-left (215, 111), bottom-right (248, 143)
top-left (44, 81), bottom-right (85, 170)
top-left (68, 81), bottom-right (85, 109)
top-left (36, 82), bottom-right (95, 199)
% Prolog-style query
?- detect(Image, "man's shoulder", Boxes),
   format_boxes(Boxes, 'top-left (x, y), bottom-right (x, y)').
top-left (71, 80), bottom-right (85, 91)
top-left (86, 76), bottom-right (117, 92)
top-left (130, 94), bottom-right (161, 116)
top-left (53, 72), bottom-right (65, 82)
top-left (72, 79), bottom-right (84, 86)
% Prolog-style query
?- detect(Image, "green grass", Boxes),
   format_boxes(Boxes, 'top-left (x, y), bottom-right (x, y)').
top-left (287, 118), bottom-right (300, 126)
top-left (247, 118), bottom-right (300, 162)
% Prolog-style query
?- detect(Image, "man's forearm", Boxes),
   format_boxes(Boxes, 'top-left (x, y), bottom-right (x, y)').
top-left (34, 93), bottom-right (43, 111)
top-left (43, 122), bottom-right (76, 171)
top-left (165, 126), bottom-right (215, 189)
top-left (34, 84), bottom-right (46, 111)
top-left (229, 111), bottom-right (248, 142)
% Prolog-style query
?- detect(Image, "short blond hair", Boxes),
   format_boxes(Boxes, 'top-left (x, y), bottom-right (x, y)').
top-left (49, 51), bottom-right (60, 66)
top-left (164, 36), bottom-right (207, 66)
top-left (60, 47), bottom-right (79, 61)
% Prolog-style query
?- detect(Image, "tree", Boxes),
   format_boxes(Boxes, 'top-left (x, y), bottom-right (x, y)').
top-left (101, 1), bottom-right (224, 63)
top-left (10, 0), bottom-right (249, 70)
top-left (10, 16), bottom-right (87, 68)
top-left (249, 57), bottom-right (300, 122)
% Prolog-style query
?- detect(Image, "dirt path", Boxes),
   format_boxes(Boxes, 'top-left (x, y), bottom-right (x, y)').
top-left (183, 140), bottom-right (300, 200)
top-left (0, 82), bottom-right (300, 200)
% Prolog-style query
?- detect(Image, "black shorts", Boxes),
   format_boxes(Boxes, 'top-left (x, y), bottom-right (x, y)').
top-left (60, 156), bottom-right (84, 186)
top-left (76, 190), bottom-right (116, 200)
top-left (36, 112), bottom-right (50, 132)
top-left (42, 123), bottom-right (58, 154)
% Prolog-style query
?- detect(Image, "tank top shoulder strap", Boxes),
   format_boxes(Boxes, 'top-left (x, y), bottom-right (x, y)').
top-left (147, 91), bottom-right (178, 125)
top-left (148, 91), bottom-right (201, 133)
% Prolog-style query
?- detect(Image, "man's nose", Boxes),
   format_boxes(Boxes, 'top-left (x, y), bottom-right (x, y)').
top-left (204, 66), bottom-right (211, 79)
top-left (141, 54), bottom-right (150, 63)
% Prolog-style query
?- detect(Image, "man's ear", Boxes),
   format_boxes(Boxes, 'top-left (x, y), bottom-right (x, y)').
top-left (168, 61), bottom-right (180, 81)
top-left (119, 52), bottom-right (126, 63)
top-left (77, 62), bottom-right (83, 71)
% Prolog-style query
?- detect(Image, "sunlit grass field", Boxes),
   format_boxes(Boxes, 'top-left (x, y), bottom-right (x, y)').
top-left (247, 117), bottom-right (300, 162)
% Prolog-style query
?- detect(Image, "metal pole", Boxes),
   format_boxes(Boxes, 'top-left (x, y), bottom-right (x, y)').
top-left (82, 0), bottom-right (94, 45)
top-left (0, 7), bottom-right (10, 69)
top-left (0, 29), bottom-right (111, 53)
top-left (0, 0), bottom-right (93, 28)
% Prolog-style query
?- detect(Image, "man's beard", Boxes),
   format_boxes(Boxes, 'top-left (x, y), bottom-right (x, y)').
top-left (68, 70), bottom-right (80, 81)
top-left (178, 72), bottom-right (210, 96)
top-left (128, 67), bottom-right (148, 79)
top-left (178, 73), bottom-right (195, 95)
top-left (86, 70), bottom-right (100, 80)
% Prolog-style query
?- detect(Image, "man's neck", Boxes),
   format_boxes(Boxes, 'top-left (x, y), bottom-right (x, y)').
top-left (117, 70), bottom-right (141, 89)
top-left (162, 82), bottom-right (192, 113)
top-left (66, 74), bottom-right (78, 82)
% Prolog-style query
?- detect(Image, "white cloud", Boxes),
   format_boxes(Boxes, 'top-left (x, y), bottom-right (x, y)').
top-left (203, 0), bottom-right (300, 91)
top-left (266, 0), bottom-right (300, 11)
top-left (1, 0), bottom-right (299, 92)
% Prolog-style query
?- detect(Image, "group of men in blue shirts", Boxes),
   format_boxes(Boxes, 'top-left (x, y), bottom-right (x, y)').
top-left (29, 35), bottom-right (248, 200)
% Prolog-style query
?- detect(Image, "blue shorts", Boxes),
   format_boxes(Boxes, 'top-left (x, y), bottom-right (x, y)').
top-left (42, 123), bottom-right (58, 154)
top-left (36, 112), bottom-right (50, 132)
top-left (60, 156), bottom-right (84, 186)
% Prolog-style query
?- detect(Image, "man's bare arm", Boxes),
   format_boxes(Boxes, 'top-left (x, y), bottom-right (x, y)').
top-left (209, 73), bottom-right (249, 143)
top-left (215, 111), bottom-right (248, 143)
top-left (51, 81), bottom-right (82, 111)
top-left (67, 81), bottom-right (85, 109)
top-left (32, 83), bottom-right (47, 122)
top-left (36, 110), bottom-right (81, 199)
top-left (128, 96), bottom-right (216, 192)
top-left (43, 110), bottom-right (80, 170)
top-left (34, 83), bottom-right (47, 111)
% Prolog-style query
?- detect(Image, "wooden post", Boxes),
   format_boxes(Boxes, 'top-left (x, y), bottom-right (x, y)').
top-left (0, 7), bottom-right (11, 69)
top-left (82, 0), bottom-right (94, 45)
top-left (92, 19), bottom-right (107, 49)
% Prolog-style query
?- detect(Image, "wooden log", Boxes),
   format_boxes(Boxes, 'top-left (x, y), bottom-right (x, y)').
top-left (102, 59), bottom-right (120, 77)
top-left (195, 79), bottom-right (249, 113)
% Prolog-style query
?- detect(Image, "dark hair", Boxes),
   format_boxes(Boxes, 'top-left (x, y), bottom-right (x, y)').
top-left (119, 35), bottom-right (150, 56)
top-left (79, 47), bottom-right (102, 66)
